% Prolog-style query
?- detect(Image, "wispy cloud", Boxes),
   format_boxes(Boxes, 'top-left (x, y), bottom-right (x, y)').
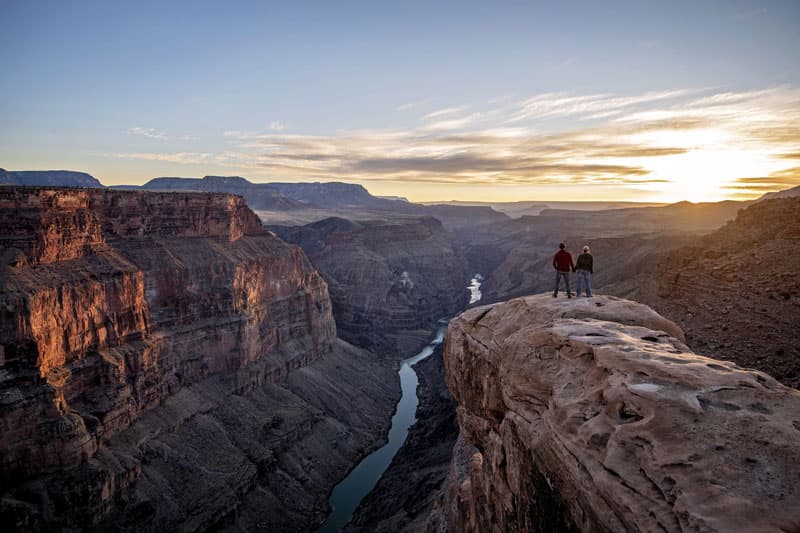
top-left (397, 99), bottom-right (431, 111)
top-left (422, 106), bottom-right (468, 120)
top-left (508, 89), bottom-right (696, 123)
top-left (126, 127), bottom-right (198, 141)
top-left (115, 86), bottom-right (800, 201)
top-left (269, 120), bottom-right (287, 131)
top-left (724, 167), bottom-right (800, 191)
top-left (420, 112), bottom-right (486, 132)
top-left (115, 152), bottom-right (212, 164)
top-left (127, 127), bottom-right (168, 140)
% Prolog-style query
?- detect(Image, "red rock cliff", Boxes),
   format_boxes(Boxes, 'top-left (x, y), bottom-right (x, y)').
top-left (0, 187), bottom-right (381, 530)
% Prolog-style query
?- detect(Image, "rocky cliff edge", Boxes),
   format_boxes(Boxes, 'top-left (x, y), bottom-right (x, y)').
top-left (443, 294), bottom-right (800, 532)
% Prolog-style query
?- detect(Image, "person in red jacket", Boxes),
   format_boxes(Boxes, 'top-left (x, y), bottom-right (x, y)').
top-left (552, 242), bottom-right (575, 298)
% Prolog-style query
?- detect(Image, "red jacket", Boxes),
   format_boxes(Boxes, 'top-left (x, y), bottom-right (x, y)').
top-left (553, 249), bottom-right (574, 272)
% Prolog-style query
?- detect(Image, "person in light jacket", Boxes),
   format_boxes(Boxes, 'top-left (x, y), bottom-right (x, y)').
top-left (575, 245), bottom-right (593, 297)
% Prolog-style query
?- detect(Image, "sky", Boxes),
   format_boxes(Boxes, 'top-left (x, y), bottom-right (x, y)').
top-left (1, 0), bottom-right (799, 202)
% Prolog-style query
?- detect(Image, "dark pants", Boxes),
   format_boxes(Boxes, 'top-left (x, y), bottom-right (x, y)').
top-left (553, 271), bottom-right (571, 296)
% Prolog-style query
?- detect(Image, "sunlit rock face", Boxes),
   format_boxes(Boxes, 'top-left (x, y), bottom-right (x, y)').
top-left (443, 294), bottom-right (800, 533)
top-left (0, 188), bottom-right (398, 531)
top-left (273, 215), bottom-right (469, 355)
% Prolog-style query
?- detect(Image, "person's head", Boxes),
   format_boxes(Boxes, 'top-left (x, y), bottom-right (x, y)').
top-left (583, 245), bottom-right (590, 253)
top-left (559, 242), bottom-right (566, 250)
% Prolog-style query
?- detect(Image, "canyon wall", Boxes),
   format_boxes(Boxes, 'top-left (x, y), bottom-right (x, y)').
top-left (442, 294), bottom-right (800, 532)
top-left (273, 216), bottom-right (469, 355)
top-left (0, 187), bottom-right (398, 531)
top-left (631, 197), bottom-right (800, 388)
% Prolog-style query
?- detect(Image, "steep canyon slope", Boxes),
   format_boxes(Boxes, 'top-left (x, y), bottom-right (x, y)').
top-left (272, 216), bottom-right (469, 355)
top-left (0, 187), bottom-right (398, 531)
top-left (626, 198), bottom-right (800, 388)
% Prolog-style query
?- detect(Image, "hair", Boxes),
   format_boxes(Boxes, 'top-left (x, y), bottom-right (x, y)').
top-left (559, 242), bottom-right (566, 249)
top-left (583, 245), bottom-right (590, 253)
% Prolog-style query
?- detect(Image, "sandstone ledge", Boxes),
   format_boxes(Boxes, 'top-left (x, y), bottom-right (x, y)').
top-left (444, 294), bottom-right (800, 532)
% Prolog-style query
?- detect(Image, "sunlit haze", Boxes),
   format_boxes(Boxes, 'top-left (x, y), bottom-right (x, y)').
top-left (2, 1), bottom-right (799, 202)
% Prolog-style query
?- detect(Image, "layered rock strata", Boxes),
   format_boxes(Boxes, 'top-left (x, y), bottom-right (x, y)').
top-left (443, 294), bottom-right (800, 532)
top-left (273, 216), bottom-right (469, 355)
top-left (0, 187), bottom-right (398, 531)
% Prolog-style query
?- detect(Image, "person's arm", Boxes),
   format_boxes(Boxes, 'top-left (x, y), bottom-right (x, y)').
top-left (570, 254), bottom-right (576, 272)
top-left (553, 253), bottom-right (558, 270)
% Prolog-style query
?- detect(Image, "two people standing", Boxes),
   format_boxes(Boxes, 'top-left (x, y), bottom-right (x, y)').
top-left (552, 243), bottom-right (593, 298)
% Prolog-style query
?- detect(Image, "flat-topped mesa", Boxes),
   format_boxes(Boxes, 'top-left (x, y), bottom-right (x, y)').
top-left (443, 294), bottom-right (800, 533)
top-left (0, 187), bottom-right (263, 264)
top-left (0, 169), bottom-right (103, 188)
top-left (139, 175), bottom-right (307, 210)
top-left (0, 187), bottom-right (336, 497)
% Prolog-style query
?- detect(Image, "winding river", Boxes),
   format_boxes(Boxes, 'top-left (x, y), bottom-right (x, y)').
top-left (317, 275), bottom-right (482, 532)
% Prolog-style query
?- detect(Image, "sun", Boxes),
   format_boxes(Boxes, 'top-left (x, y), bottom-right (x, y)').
top-left (625, 127), bottom-right (791, 203)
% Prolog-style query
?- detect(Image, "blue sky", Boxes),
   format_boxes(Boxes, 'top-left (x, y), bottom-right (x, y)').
top-left (1, 0), bottom-right (799, 201)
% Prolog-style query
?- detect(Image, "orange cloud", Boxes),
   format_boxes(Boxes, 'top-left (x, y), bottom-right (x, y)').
top-left (114, 87), bottom-right (800, 202)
